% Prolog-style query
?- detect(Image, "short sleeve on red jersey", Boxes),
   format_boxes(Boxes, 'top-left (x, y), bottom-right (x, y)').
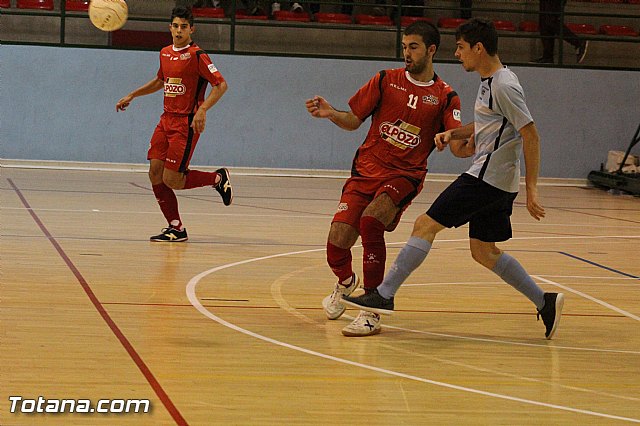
top-left (196, 50), bottom-right (225, 87)
top-left (441, 90), bottom-right (462, 130)
top-left (348, 72), bottom-right (383, 121)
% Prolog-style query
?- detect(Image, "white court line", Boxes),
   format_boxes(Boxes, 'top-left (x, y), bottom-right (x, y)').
top-left (533, 275), bottom-right (640, 322)
top-left (270, 273), bottom-right (640, 404)
top-left (539, 275), bottom-right (640, 280)
top-left (186, 249), bottom-right (640, 423)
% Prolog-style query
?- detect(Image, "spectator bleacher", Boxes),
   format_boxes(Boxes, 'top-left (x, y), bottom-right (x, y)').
top-left (1, 0), bottom-right (638, 69)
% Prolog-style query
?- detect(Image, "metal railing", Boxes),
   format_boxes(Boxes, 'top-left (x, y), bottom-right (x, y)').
top-left (1, 1), bottom-right (639, 70)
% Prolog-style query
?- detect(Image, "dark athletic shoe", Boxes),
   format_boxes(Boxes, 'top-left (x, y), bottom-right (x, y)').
top-left (215, 168), bottom-right (233, 206)
top-left (342, 288), bottom-right (395, 316)
top-left (537, 292), bottom-right (565, 339)
top-left (150, 226), bottom-right (188, 242)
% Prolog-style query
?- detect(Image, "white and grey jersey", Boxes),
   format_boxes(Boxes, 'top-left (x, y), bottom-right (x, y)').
top-left (466, 67), bottom-right (533, 193)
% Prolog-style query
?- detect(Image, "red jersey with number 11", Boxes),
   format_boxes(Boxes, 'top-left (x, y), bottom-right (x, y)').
top-left (157, 42), bottom-right (225, 115)
top-left (349, 68), bottom-right (461, 181)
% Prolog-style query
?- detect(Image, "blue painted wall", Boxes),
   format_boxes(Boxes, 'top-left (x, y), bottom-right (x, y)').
top-left (2, 45), bottom-right (638, 178)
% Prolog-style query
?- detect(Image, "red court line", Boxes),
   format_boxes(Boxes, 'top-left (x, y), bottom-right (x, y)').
top-left (8, 178), bottom-right (188, 426)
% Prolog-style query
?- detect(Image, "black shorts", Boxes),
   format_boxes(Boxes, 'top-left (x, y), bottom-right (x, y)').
top-left (426, 173), bottom-right (518, 242)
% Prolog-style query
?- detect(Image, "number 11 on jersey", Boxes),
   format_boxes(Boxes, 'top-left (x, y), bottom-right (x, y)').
top-left (407, 94), bottom-right (418, 109)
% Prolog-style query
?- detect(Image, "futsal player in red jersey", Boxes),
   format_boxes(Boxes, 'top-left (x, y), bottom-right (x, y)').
top-left (305, 21), bottom-right (462, 336)
top-left (116, 6), bottom-right (232, 242)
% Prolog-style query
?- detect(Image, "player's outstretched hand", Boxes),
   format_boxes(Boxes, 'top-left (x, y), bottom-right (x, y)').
top-left (434, 130), bottom-right (452, 151)
top-left (305, 96), bottom-right (333, 119)
top-left (116, 95), bottom-right (133, 112)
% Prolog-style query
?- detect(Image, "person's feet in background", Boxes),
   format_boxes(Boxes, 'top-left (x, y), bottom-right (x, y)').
top-left (576, 40), bottom-right (588, 64)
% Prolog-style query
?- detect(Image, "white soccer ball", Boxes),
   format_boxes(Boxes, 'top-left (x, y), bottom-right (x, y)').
top-left (89, 0), bottom-right (128, 32)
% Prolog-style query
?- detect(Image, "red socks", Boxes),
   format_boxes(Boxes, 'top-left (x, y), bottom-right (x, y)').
top-left (183, 170), bottom-right (220, 189)
top-left (360, 216), bottom-right (386, 290)
top-left (152, 183), bottom-right (182, 230)
top-left (326, 242), bottom-right (353, 284)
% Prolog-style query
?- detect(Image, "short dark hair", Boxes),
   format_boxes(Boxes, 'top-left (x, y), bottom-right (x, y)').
top-left (404, 21), bottom-right (441, 51)
top-left (455, 18), bottom-right (498, 56)
top-left (171, 6), bottom-right (194, 26)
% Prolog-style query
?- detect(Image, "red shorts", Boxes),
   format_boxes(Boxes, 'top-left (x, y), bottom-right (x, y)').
top-left (148, 112), bottom-right (200, 172)
top-left (332, 175), bottom-right (423, 232)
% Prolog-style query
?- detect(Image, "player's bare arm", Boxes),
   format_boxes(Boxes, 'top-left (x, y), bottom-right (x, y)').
top-left (116, 78), bottom-right (164, 111)
top-left (449, 133), bottom-right (475, 158)
top-left (305, 95), bottom-right (362, 131)
top-left (520, 121), bottom-right (546, 221)
top-left (191, 81), bottom-right (228, 134)
top-left (434, 122), bottom-right (474, 151)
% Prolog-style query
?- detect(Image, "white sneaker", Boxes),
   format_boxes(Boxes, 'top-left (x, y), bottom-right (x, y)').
top-left (322, 273), bottom-right (359, 320)
top-left (342, 310), bottom-right (381, 337)
top-left (290, 2), bottom-right (303, 12)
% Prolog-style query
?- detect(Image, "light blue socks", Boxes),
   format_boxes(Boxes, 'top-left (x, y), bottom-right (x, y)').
top-left (377, 236), bottom-right (432, 299)
top-left (492, 252), bottom-right (545, 309)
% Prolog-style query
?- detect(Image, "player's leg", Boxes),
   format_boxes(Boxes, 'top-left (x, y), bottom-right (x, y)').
top-left (469, 194), bottom-right (563, 339)
top-left (163, 115), bottom-right (232, 205)
top-left (323, 222), bottom-right (360, 320)
top-left (148, 119), bottom-right (187, 242)
top-left (359, 176), bottom-right (421, 292)
top-left (359, 193), bottom-right (398, 292)
top-left (322, 178), bottom-right (368, 320)
top-left (335, 200), bottom-right (388, 336)
top-left (343, 175), bottom-right (476, 315)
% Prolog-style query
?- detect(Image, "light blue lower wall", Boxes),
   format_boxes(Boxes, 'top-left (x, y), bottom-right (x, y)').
top-left (1, 45), bottom-right (638, 178)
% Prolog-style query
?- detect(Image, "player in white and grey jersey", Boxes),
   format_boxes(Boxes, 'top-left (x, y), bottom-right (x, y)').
top-left (467, 67), bottom-right (533, 193)
top-left (342, 18), bottom-right (565, 340)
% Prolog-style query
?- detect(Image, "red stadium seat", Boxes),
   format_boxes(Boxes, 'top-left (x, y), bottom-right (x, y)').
top-left (17, 0), bottom-right (53, 9)
top-left (519, 21), bottom-right (539, 32)
top-left (566, 23), bottom-right (597, 35)
top-left (493, 20), bottom-right (516, 31)
top-left (314, 13), bottom-right (351, 24)
top-left (400, 16), bottom-right (431, 27)
top-left (599, 25), bottom-right (639, 37)
top-left (0, 0), bottom-right (11, 8)
top-left (274, 10), bottom-right (311, 22)
top-left (355, 14), bottom-right (393, 26)
top-left (65, 0), bottom-right (89, 11)
top-left (193, 7), bottom-right (225, 18)
top-left (437, 17), bottom-right (466, 29)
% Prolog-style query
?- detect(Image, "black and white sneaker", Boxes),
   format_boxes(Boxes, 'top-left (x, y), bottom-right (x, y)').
top-left (150, 226), bottom-right (188, 242)
top-left (537, 292), bottom-right (564, 339)
top-left (342, 288), bottom-right (394, 316)
top-left (214, 168), bottom-right (233, 206)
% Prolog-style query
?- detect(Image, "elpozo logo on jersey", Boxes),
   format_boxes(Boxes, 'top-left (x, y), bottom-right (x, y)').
top-left (164, 78), bottom-right (186, 97)
top-left (379, 119), bottom-right (421, 150)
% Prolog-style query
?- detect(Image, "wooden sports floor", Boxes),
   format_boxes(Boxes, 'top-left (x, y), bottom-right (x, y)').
top-left (1, 166), bottom-right (639, 425)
